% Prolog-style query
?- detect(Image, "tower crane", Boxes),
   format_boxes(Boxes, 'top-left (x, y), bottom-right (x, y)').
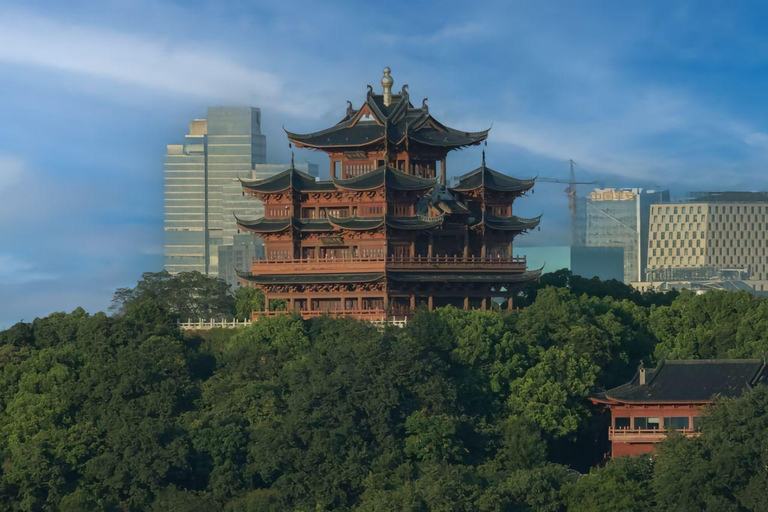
top-left (538, 159), bottom-right (600, 246)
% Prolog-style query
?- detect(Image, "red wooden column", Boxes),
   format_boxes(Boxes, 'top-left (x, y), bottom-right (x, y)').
top-left (440, 158), bottom-right (447, 185)
top-left (481, 298), bottom-right (488, 310)
top-left (463, 230), bottom-right (470, 259)
top-left (410, 294), bottom-right (416, 312)
top-left (428, 296), bottom-right (434, 311)
top-left (463, 297), bottom-right (469, 310)
top-left (507, 297), bottom-right (514, 310)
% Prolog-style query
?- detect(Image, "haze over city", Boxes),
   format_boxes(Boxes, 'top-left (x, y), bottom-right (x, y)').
top-left (3, 0), bottom-right (768, 326)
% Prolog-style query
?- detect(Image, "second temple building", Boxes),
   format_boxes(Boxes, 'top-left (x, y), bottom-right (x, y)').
top-left (236, 68), bottom-right (540, 321)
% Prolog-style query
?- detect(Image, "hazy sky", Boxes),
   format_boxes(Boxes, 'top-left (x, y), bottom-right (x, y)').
top-left (2, 0), bottom-right (768, 326)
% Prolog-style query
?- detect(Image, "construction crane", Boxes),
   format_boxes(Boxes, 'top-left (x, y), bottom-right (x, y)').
top-left (538, 159), bottom-right (600, 246)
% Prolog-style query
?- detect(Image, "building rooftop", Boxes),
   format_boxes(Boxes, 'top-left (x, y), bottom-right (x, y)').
top-left (686, 191), bottom-right (768, 203)
top-left (592, 359), bottom-right (767, 404)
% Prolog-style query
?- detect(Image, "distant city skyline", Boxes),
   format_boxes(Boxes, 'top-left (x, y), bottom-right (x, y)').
top-left (4, 1), bottom-right (768, 325)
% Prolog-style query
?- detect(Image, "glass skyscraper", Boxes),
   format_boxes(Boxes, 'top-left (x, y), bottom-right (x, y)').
top-left (164, 107), bottom-right (267, 276)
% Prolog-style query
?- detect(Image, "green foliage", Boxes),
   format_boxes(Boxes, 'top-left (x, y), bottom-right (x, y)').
top-left (111, 271), bottom-right (235, 320)
top-left (564, 456), bottom-right (654, 512)
top-left (234, 286), bottom-right (265, 320)
top-left (2, 276), bottom-right (768, 510)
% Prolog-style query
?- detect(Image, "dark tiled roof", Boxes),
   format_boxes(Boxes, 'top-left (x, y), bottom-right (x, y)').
top-left (286, 88), bottom-right (489, 150)
top-left (451, 165), bottom-right (536, 193)
top-left (240, 167), bottom-right (335, 193)
top-left (386, 215), bottom-right (444, 230)
top-left (234, 216), bottom-right (334, 233)
top-left (237, 272), bottom-right (386, 284)
top-left (333, 166), bottom-right (436, 191)
top-left (480, 214), bottom-right (542, 232)
top-left (594, 359), bottom-right (767, 404)
top-left (235, 216), bottom-right (291, 233)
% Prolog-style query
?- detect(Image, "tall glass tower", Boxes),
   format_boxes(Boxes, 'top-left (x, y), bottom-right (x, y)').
top-left (164, 107), bottom-right (267, 276)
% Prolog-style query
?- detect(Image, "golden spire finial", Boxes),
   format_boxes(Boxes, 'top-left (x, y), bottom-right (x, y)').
top-left (381, 67), bottom-right (393, 106)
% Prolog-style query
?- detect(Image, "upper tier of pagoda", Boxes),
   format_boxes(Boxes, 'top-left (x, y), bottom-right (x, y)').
top-left (285, 68), bottom-right (489, 152)
top-left (239, 164), bottom-right (437, 196)
top-left (451, 163), bottom-right (536, 194)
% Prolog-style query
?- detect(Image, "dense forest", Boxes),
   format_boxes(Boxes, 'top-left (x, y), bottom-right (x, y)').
top-left (1, 271), bottom-right (767, 511)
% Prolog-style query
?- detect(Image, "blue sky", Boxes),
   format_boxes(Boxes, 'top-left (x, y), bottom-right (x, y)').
top-left (2, 0), bottom-right (768, 326)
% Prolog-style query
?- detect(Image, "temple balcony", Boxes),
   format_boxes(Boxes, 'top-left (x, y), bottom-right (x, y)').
top-left (386, 255), bottom-right (527, 271)
top-left (250, 255), bottom-right (527, 275)
top-left (608, 427), bottom-right (700, 443)
top-left (253, 308), bottom-right (390, 322)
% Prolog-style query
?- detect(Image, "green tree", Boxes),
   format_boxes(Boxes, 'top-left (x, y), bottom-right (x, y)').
top-left (564, 456), bottom-right (654, 512)
top-left (111, 271), bottom-right (235, 320)
top-left (234, 286), bottom-right (265, 320)
top-left (653, 386), bottom-right (768, 512)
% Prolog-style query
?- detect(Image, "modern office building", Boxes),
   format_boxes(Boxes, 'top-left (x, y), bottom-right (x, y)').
top-left (164, 107), bottom-right (267, 277)
top-left (585, 188), bottom-right (669, 284)
top-left (640, 192), bottom-right (768, 292)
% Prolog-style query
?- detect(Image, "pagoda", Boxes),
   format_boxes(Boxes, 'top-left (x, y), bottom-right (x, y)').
top-left (236, 68), bottom-right (541, 321)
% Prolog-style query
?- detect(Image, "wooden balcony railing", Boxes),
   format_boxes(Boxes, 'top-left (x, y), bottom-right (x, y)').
top-left (608, 427), bottom-right (700, 443)
top-left (255, 308), bottom-right (388, 321)
top-left (251, 255), bottom-right (527, 274)
top-left (386, 255), bottom-right (527, 271)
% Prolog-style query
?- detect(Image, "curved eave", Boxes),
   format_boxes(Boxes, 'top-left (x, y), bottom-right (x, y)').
top-left (450, 166), bottom-right (536, 193)
top-left (386, 216), bottom-right (444, 230)
top-left (328, 215), bottom-right (385, 231)
top-left (239, 173), bottom-right (292, 194)
top-left (483, 215), bottom-right (542, 232)
top-left (285, 124), bottom-right (386, 150)
top-left (408, 128), bottom-right (490, 149)
top-left (333, 166), bottom-right (437, 192)
top-left (234, 215), bottom-right (291, 234)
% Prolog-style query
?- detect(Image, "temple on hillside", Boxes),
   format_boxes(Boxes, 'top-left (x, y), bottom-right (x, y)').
top-left (236, 68), bottom-right (541, 321)
top-left (590, 359), bottom-right (767, 457)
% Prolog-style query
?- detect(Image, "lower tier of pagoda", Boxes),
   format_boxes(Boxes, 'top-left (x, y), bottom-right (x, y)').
top-left (238, 267), bottom-right (540, 321)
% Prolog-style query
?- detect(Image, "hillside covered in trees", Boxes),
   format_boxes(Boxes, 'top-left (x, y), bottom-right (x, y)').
top-left (1, 271), bottom-right (767, 511)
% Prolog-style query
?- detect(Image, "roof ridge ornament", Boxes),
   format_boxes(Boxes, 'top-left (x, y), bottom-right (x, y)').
top-left (401, 84), bottom-right (409, 99)
top-left (381, 67), bottom-right (393, 106)
top-left (346, 101), bottom-right (354, 117)
top-left (366, 84), bottom-right (373, 96)
top-left (421, 97), bottom-right (429, 113)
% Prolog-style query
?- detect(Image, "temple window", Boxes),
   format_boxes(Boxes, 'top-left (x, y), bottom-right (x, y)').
top-left (634, 417), bottom-right (660, 430)
top-left (614, 417), bottom-right (630, 429)
top-left (664, 416), bottom-right (690, 430)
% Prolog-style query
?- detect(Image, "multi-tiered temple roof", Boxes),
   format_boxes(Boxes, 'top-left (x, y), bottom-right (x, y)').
top-left (237, 68), bottom-right (541, 321)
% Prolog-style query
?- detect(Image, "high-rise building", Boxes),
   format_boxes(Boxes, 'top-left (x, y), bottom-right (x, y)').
top-left (164, 107), bottom-right (267, 276)
top-left (585, 188), bottom-right (669, 284)
top-left (642, 192), bottom-right (768, 291)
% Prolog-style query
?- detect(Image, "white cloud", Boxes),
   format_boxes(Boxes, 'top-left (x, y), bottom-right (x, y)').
top-left (0, 254), bottom-right (57, 284)
top-left (0, 156), bottom-right (25, 194)
top-left (745, 132), bottom-right (768, 148)
top-left (0, 11), bottom-right (314, 116)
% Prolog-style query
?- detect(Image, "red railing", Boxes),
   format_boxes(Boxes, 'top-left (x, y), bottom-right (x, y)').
top-left (254, 308), bottom-right (388, 321)
top-left (250, 255), bottom-right (527, 274)
top-left (608, 427), bottom-right (700, 442)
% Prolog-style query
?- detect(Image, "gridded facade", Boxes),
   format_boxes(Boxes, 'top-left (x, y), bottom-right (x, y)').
top-left (647, 201), bottom-right (768, 286)
top-left (164, 107), bottom-right (266, 276)
top-left (585, 188), bottom-right (669, 284)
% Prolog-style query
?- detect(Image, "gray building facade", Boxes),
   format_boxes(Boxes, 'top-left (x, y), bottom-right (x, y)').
top-left (164, 107), bottom-right (267, 277)
top-left (585, 188), bottom-right (669, 284)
